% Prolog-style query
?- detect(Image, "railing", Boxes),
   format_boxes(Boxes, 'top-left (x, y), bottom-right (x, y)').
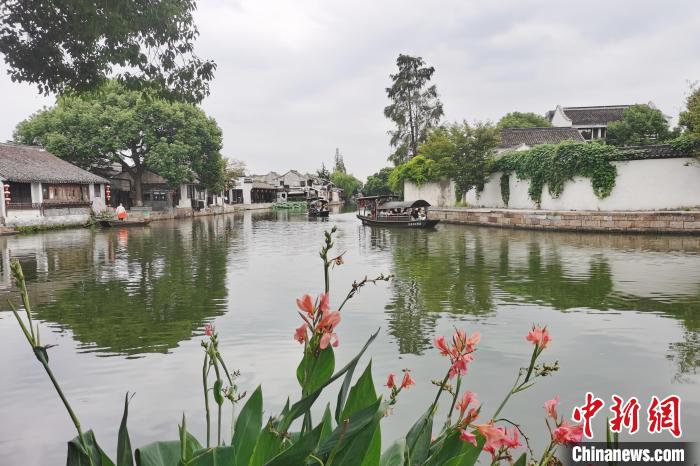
top-left (6, 202), bottom-right (41, 210)
top-left (6, 201), bottom-right (91, 213)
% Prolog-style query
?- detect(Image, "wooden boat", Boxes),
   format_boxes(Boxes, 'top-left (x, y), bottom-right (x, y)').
top-left (308, 198), bottom-right (330, 218)
top-left (356, 196), bottom-right (440, 228)
top-left (98, 218), bottom-right (151, 227)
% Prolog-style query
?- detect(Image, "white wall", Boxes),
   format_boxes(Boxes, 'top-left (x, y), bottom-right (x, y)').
top-left (550, 106), bottom-right (572, 127)
top-left (464, 157), bottom-right (700, 211)
top-left (404, 179), bottom-right (457, 207)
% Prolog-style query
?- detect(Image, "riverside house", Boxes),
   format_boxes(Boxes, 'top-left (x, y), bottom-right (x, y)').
top-left (0, 143), bottom-right (109, 227)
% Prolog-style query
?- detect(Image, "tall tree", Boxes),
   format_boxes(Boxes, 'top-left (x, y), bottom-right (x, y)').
top-left (363, 167), bottom-right (395, 196)
top-left (330, 172), bottom-right (362, 199)
top-left (497, 112), bottom-right (551, 129)
top-left (384, 54), bottom-right (444, 165)
top-left (14, 81), bottom-right (225, 205)
top-left (316, 162), bottom-right (331, 180)
top-left (0, 0), bottom-right (215, 103)
top-left (679, 86), bottom-right (700, 141)
top-left (607, 104), bottom-right (670, 146)
top-left (333, 148), bottom-right (346, 173)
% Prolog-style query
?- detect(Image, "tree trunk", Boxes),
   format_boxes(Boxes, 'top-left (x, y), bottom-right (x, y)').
top-left (133, 167), bottom-right (144, 207)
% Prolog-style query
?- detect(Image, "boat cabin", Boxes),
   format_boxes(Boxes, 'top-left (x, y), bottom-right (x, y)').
top-left (356, 196), bottom-right (439, 228)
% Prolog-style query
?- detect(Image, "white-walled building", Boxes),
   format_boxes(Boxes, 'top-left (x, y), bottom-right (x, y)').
top-left (547, 104), bottom-right (635, 141)
top-left (0, 143), bottom-right (109, 227)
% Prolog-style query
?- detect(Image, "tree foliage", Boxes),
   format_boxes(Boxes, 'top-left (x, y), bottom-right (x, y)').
top-left (497, 112), bottom-right (551, 129)
top-left (384, 54), bottom-right (444, 165)
top-left (679, 86), bottom-right (700, 142)
top-left (330, 172), bottom-right (362, 199)
top-left (333, 148), bottom-right (346, 174)
top-left (316, 162), bottom-right (331, 180)
top-left (0, 0), bottom-right (215, 103)
top-left (362, 167), bottom-right (395, 196)
top-left (606, 104), bottom-right (670, 146)
top-left (224, 159), bottom-right (246, 189)
top-left (14, 81), bottom-right (225, 204)
top-left (388, 122), bottom-right (499, 198)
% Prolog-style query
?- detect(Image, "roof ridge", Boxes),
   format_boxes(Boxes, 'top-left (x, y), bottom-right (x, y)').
top-left (562, 105), bottom-right (631, 110)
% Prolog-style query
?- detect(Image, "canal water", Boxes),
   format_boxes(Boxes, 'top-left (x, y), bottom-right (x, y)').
top-left (0, 210), bottom-right (698, 464)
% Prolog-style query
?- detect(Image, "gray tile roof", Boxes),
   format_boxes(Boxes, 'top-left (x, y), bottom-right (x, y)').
top-left (499, 127), bottom-right (584, 148)
top-left (0, 144), bottom-right (108, 184)
top-left (560, 105), bottom-right (630, 126)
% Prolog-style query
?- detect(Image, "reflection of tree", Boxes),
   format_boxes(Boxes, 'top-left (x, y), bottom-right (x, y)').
top-left (33, 218), bottom-right (233, 356)
top-left (382, 226), bottom-right (700, 378)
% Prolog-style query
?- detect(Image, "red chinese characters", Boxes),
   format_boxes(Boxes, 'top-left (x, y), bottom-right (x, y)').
top-left (648, 395), bottom-right (682, 438)
top-left (609, 395), bottom-right (640, 434)
top-left (572, 392), bottom-right (605, 439)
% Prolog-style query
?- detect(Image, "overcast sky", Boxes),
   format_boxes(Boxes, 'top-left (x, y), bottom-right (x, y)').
top-left (2, 0), bottom-right (700, 180)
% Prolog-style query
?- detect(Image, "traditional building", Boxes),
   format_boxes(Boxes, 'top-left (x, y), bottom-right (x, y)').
top-left (547, 104), bottom-right (635, 141)
top-left (227, 177), bottom-right (278, 205)
top-left (497, 127), bottom-right (585, 154)
top-left (0, 143), bottom-right (109, 227)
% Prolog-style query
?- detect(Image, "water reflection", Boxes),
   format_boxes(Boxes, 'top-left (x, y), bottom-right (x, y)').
top-left (383, 226), bottom-right (700, 379)
top-left (0, 217), bottom-right (236, 356)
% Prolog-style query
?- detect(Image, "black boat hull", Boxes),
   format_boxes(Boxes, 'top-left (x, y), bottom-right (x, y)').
top-left (309, 210), bottom-right (330, 218)
top-left (357, 215), bottom-right (439, 228)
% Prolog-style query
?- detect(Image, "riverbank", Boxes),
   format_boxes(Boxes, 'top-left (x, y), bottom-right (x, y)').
top-left (430, 207), bottom-right (700, 234)
top-left (147, 202), bottom-right (274, 221)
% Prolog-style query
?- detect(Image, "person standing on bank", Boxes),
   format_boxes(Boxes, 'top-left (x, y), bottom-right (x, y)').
top-left (116, 203), bottom-right (127, 221)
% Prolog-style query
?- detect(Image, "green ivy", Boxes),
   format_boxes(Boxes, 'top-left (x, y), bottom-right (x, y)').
top-left (493, 141), bottom-right (619, 206)
top-left (500, 173), bottom-right (510, 206)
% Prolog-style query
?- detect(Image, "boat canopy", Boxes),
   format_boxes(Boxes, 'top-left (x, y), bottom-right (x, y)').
top-left (378, 200), bottom-right (431, 210)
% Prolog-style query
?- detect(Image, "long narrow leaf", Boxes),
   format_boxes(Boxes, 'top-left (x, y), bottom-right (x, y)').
top-left (117, 393), bottom-right (134, 466)
top-left (232, 385), bottom-right (263, 466)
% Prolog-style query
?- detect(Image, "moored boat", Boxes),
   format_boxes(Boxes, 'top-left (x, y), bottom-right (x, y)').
top-left (356, 196), bottom-right (439, 228)
top-left (98, 218), bottom-right (151, 227)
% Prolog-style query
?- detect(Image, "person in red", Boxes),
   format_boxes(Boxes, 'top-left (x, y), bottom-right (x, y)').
top-left (116, 203), bottom-right (127, 221)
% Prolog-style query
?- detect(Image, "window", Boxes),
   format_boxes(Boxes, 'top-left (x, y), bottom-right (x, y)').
top-left (300, 180), bottom-right (306, 187)
top-left (187, 184), bottom-right (196, 199)
top-left (43, 184), bottom-right (89, 202)
top-left (94, 184), bottom-right (101, 198)
top-left (9, 182), bottom-right (32, 204)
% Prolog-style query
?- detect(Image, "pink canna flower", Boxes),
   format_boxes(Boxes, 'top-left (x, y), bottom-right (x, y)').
top-left (456, 391), bottom-right (479, 418)
top-left (204, 323), bottom-right (213, 337)
top-left (545, 395), bottom-right (560, 421)
top-left (294, 324), bottom-right (308, 344)
top-left (459, 429), bottom-right (477, 447)
top-left (296, 294), bottom-right (315, 317)
top-left (318, 292), bottom-right (330, 314)
top-left (434, 335), bottom-right (451, 356)
top-left (503, 428), bottom-right (521, 449)
top-left (400, 370), bottom-right (416, 389)
top-left (319, 332), bottom-right (339, 349)
top-left (526, 325), bottom-right (552, 349)
top-left (386, 373), bottom-right (396, 389)
top-left (317, 310), bottom-right (341, 331)
top-left (553, 420), bottom-right (584, 445)
top-left (448, 353), bottom-right (473, 379)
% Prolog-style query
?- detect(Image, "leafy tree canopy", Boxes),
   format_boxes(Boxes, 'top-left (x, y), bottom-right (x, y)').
top-left (384, 54), bottom-right (444, 165)
top-left (330, 171), bottom-right (362, 199)
top-left (607, 104), bottom-right (670, 146)
top-left (224, 159), bottom-right (246, 189)
top-left (362, 167), bottom-right (395, 197)
top-left (679, 86), bottom-right (700, 141)
top-left (0, 0), bottom-right (215, 103)
top-left (316, 162), bottom-right (331, 180)
top-left (497, 112), bottom-right (551, 129)
top-left (14, 80), bottom-right (225, 204)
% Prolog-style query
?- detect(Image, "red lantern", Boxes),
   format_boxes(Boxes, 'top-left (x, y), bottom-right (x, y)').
top-left (3, 183), bottom-right (10, 205)
top-left (105, 184), bottom-right (111, 203)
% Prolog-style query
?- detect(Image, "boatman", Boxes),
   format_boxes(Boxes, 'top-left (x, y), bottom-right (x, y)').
top-left (116, 203), bottom-right (127, 221)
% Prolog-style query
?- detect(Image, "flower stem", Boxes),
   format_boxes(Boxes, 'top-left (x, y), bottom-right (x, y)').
top-left (202, 351), bottom-right (211, 447)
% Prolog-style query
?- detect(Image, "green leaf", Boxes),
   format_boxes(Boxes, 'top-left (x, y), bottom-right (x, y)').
top-left (117, 393), bottom-right (134, 466)
top-left (248, 421), bottom-right (283, 466)
top-left (279, 329), bottom-right (380, 433)
top-left (213, 380), bottom-right (224, 406)
top-left (297, 346), bottom-right (335, 394)
top-left (340, 361), bottom-right (377, 421)
top-left (316, 398), bottom-right (384, 459)
top-left (319, 404), bottom-right (334, 444)
top-left (178, 427), bottom-right (203, 462)
top-left (135, 441), bottom-right (180, 466)
top-left (404, 406), bottom-right (434, 465)
top-left (188, 446), bottom-right (236, 465)
top-left (513, 452), bottom-right (527, 466)
top-left (263, 421), bottom-right (324, 466)
top-left (425, 431), bottom-right (484, 466)
top-left (380, 439), bottom-right (405, 466)
top-left (334, 350), bottom-right (362, 423)
top-left (67, 430), bottom-right (115, 466)
top-left (231, 385), bottom-right (263, 466)
top-left (359, 426), bottom-right (381, 466)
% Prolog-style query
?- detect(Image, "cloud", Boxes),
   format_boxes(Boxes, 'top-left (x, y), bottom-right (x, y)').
top-left (1, 0), bottom-right (699, 179)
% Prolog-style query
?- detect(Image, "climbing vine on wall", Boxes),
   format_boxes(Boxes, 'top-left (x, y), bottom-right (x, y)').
top-left (492, 141), bottom-right (620, 206)
top-left (500, 173), bottom-right (510, 206)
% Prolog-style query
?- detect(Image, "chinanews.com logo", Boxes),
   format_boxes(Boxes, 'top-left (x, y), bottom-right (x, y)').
top-left (561, 392), bottom-right (697, 465)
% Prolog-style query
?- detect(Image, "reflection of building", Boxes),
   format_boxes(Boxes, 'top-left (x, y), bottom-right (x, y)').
top-left (0, 144), bottom-right (108, 227)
